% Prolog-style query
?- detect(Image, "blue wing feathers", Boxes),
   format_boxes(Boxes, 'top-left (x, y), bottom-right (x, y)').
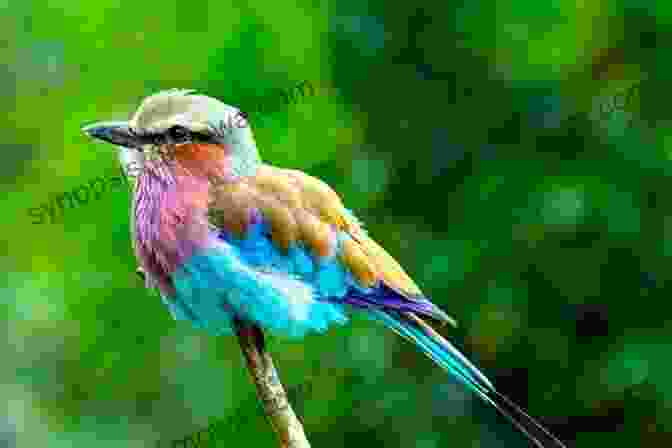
top-left (166, 218), bottom-right (451, 338)
top-left (168, 223), bottom-right (351, 337)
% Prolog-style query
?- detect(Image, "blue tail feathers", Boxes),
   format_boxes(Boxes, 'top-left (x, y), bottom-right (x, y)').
top-left (368, 309), bottom-right (493, 398)
top-left (369, 309), bottom-right (567, 448)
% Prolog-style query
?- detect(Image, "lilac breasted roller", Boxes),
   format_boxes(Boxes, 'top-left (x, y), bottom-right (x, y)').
top-left (83, 89), bottom-right (566, 448)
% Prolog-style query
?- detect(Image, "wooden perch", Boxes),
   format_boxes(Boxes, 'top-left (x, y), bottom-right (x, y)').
top-left (233, 319), bottom-right (312, 448)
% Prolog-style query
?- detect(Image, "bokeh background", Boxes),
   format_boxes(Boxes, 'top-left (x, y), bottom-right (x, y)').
top-left (1, 1), bottom-right (670, 447)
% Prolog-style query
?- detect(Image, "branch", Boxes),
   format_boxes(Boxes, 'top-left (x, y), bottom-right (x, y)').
top-left (233, 319), bottom-right (312, 448)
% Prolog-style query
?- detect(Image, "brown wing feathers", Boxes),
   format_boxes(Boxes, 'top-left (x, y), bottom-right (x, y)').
top-left (209, 165), bottom-right (456, 326)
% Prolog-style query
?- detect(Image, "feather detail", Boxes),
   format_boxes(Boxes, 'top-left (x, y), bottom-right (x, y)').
top-left (209, 181), bottom-right (258, 239)
top-left (173, 143), bottom-right (233, 181)
top-left (252, 166), bottom-right (304, 209)
top-left (282, 168), bottom-right (348, 228)
top-left (295, 209), bottom-right (335, 258)
top-left (251, 167), bottom-right (425, 297)
top-left (338, 235), bottom-right (378, 288)
top-left (255, 195), bottom-right (299, 252)
top-left (169, 238), bottom-right (349, 338)
top-left (206, 164), bottom-right (456, 326)
top-left (284, 169), bottom-right (424, 297)
top-left (357, 235), bottom-right (423, 296)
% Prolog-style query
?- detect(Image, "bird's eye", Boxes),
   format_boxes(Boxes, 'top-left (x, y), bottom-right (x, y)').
top-left (149, 133), bottom-right (164, 146)
top-left (168, 125), bottom-right (190, 143)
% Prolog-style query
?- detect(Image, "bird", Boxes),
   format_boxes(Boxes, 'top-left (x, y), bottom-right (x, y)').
top-left (82, 89), bottom-right (566, 448)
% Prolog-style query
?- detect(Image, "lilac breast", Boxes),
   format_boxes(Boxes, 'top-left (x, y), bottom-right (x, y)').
top-left (133, 167), bottom-right (213, 297)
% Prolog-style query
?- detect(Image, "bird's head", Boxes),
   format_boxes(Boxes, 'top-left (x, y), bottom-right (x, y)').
top-left (82, 89), bottom-right (261, 180)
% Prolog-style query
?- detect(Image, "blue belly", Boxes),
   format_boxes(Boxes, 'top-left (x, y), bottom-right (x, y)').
top-left (161, 220), bottom-right (366, 338)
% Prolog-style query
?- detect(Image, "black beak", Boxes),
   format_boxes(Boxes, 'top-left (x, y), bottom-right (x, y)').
top-left (81, 121), bottom-right (141, 148)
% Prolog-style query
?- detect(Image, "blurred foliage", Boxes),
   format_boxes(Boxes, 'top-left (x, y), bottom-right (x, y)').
top-left (1, 0), bottom-right (672, 446)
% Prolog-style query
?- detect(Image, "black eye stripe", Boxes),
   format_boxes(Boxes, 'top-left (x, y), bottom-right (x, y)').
top-left (139, 127), bottom-right (215, 146)
top-left (168, 125), bottom-right (190, 142)
top-left (139, 133), bottom-right (164, 145)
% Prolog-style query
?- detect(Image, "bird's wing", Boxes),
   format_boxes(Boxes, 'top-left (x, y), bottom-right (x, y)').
top-left (208, 164), bottom-right (457, 327)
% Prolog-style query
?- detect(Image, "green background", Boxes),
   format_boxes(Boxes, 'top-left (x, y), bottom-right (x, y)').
top-left (2, 1), bottom-right (671, 446)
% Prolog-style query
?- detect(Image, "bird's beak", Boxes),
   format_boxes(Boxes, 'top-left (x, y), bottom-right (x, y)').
top-left (81, 121), bottom-right (141, 148)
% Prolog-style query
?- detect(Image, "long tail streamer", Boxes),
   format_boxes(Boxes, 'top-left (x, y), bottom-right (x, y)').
top-left (369, 309), bottom-right (567, 448)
